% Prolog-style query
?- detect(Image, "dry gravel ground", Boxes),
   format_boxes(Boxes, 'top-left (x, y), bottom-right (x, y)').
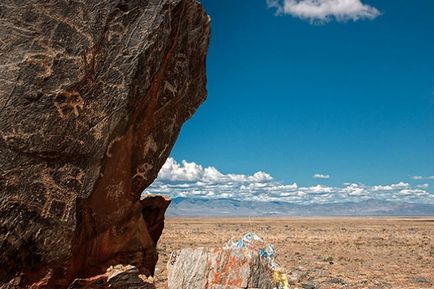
top-left (154, 217), bottom-right (434, 289)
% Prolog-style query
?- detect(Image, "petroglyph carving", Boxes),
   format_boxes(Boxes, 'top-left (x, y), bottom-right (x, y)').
top-left (164, 81), bottom-right (177, 96)
top-left (37, 166), bottom-right (81, 222)
top-left (133, 163), bottom-right (153, 181)
top-left (106, 136), bottom-right (123, 157)
top-left (143, 136), bottom-right (158, 157)
top-left (107, 182), bottom-right (124, 201)
top-left (53, 90), bottom-right (84, 119)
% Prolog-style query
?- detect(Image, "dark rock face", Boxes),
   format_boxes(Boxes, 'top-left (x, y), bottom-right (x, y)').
top-left (0, 0), bottom-right (210, 287)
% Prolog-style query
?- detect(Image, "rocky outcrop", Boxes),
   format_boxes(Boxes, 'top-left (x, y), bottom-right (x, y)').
top-left (68, 265), bottom-right (155, 289)
top-left (0, 0), bottom-right (210, 287)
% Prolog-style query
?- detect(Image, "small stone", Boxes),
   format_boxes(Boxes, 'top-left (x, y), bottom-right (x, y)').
top-left (288, 276), bottom-right (298, 285)
top-left (326, 277), bottom-right (346, 284)
top-left (413, 276), bottom-right (430, 283)
top-left (302, 282), bottom-right (317, 289)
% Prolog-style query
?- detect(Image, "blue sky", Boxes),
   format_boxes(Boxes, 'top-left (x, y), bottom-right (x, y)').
top-left (148, 0), bottom-right (434, 204)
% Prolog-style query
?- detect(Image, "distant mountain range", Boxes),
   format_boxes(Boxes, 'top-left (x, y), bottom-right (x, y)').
top-left (167, 198), bottom-right (434, 217)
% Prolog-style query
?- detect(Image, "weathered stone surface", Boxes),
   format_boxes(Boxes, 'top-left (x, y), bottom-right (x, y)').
top-left (0, 0), bottom-right (210, 287)
top-left (68, 264), bottom-right (155, 289)
top-left (167, 248), bottom-right (274, 289)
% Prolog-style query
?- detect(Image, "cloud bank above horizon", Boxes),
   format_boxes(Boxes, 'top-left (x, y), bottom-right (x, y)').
top-left (144, 158), bottom-right (434, 205)
top-left (266, 0), bottom-right (381, 23)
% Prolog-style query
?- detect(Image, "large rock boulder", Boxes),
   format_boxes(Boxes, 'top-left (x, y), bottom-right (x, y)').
top-left (0, 0), bottom-right (210, 287)
top-left (167, 248), bottom-right (275, 289)
top-left (166, 233), bottom-right (289, 289)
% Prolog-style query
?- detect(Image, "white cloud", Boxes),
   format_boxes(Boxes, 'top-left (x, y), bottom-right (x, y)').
top-left (267, 0), bottom-right (381, 23)
top-left (412, 176), bottom-right (434, 180)
top-left (144, 158), bottom-right (434, 205)
top-left (398, 189), bottom-right (428, 196)
top-left (157, 158), bottom-right (273, 184)
top-left (307, 184), bottom-right (333, 193)
top-left (313, 173), bottom-right (330, 179)
top-left (371, 182), bottom-right (410, 191)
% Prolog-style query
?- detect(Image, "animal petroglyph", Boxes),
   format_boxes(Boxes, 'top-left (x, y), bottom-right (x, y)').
top-left (36, 165), bottom-right (82, 222)
top-left (53, 90), bottom-right (84, 119)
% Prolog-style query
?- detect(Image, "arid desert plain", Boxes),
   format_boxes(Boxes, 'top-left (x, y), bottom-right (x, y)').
top-left (155, 217), bottom-right (434, 289)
